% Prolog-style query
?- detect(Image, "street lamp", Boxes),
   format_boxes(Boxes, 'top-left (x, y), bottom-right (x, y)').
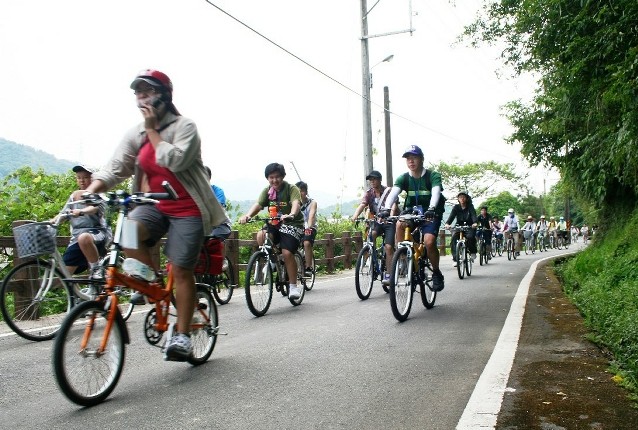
top-left (370, 54), bottom-right (394, 88)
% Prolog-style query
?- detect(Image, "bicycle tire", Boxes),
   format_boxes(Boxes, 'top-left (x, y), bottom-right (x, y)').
top-left (497, 239), bottom-right (503, 256)
top-left (466, 246), bottom-right (473, 277)
top-left (201, 257), bottom-right (234, 305)
top-left (490, 238), bottom-right (497, 257)
top-left (0, 259), bottom-right (73, 341)
top-left (389, 247), bottom-right (413, 322)
top-left (479, 241), bottom-right (485, 266)
top-left (244, 251), bottom-right (273, 317)
top-left (288, 252), bottom-right (306, 306)
top-left (419, 260), bottom-right (436, 309)
top-left (456, 243), bottom-right (465, 279)
top-left (303, 255), bottom-right (316, 291)
top-left (52, 300), bottom-right (126, 406)
top-left (188, 284), bottom-right (218, 365)
top-left (507, 239), bottom-right (513, 261)
top-left (524, 238), bottom-right (530, 255)
top-left (355, 245), bottom-right (374, 300)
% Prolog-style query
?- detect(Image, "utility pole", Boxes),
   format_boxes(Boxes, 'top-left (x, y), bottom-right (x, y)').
top-left (384, 86), bottom-right (393, 187)
top-left (360, 0), bottom-right (372, 188)
top-left (360, 0), bottom-right (415, 189)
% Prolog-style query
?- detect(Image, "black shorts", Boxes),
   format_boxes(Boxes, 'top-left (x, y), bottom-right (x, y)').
top-left (62, 234), bottom-right (108, 274)
top-left (266, 223), bottom-right (304, 253)
top-left (302, 227), bottom-right (317, 245)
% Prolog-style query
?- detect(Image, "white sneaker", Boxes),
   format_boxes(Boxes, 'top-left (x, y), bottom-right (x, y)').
top-left (288, 285), bottom-right (301, 300)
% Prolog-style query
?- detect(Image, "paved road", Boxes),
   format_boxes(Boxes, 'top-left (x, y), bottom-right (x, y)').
top-left (0, 244), bottom-right (584, 429)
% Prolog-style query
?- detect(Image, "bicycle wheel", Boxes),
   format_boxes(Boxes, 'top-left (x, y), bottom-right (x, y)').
top-left (289, 252), bottom-right (306, 306)
top-left (524, 238), bottom-right (530, 255)
top-left (479, 241), bottom-right (485, 266)
top-left (456, 243), bottom-right (465, 279)
top-left (52, 300), bottom-right (126, 406)
top-left (303, 255), bottom-right (316, 291)
top-left (244, 251), bottom-right (273, 317)
top-left (0, 259), bottom-right (73, 341)
top-left (355, 245), bottom-right (374, 300)
top-left (206, 257), bottom-right (234, 305)
top-left (188, 285), bottom-right (218, 365)
top-left (490, 238), bottom-right (497, 257)
top-left (557, 236), bottom-right (563, 250)
top-left (389, 247), bottom-right (413, 322)
top-left (466, 246), bottom-right (473, 277)
top-left (497, 239), bottom-right (503, 256)
top-left (507, 239), bottom-right (513, 260)
top-left (419, 261), bottom-right (436, 309)
top-left (563, 236), bottom-right (570, 249)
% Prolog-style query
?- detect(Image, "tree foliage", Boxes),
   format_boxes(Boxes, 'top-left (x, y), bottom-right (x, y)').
top-left (431, 160), bottom-right (527, 200)
top-left (465, 0), bottom-right (638, 216)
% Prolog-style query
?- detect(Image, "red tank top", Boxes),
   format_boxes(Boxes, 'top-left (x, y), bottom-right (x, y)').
top-left (138, 139), bottom-right (200, 217)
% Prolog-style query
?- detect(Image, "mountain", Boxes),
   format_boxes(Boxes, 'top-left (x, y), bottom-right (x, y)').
top-left (0, 138), bottom-right (76, 177)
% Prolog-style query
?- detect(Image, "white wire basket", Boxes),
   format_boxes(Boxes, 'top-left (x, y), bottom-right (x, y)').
top-left (12, 222), bottom-right (57, 258)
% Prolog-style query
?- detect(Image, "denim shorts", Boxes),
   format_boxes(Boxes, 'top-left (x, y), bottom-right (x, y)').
top-left (128, 205), bottom-right (204, 269)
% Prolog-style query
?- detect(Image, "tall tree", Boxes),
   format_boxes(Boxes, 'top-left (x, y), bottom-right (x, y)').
top-left (464, 0), bottom-right (638, 221)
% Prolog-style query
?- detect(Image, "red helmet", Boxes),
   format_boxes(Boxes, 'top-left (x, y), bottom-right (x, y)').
top-left (130, 69), bottom-right (173, 99)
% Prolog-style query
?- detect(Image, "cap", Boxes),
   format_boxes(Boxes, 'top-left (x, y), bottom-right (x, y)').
top-left (402, 145), bottom-right (424, 158)
top-left (366, 170), bottom-right (382, 180)
top-left (508, 208), bottom-right (515, 213)
top-left (72, 165), bottom-right (93, 174)
top-left (457, 190), bottom-right (470, 198)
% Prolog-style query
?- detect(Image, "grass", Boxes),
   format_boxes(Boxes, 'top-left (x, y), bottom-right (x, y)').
top-left (556, 209), bottom-right (638, 399)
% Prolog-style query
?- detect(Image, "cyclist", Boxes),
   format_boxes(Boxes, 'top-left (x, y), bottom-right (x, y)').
top-left (580, 223), bottom-right (589, 243)
top-left (205, 166), bottom-right (232, 242)
top-left (558, 216), bottom-right (569, 244)
top-left (536, 215), bottom-right (549, 248)
top-left (53, 165), bottom-right (112, 280)
top-left (492, 215), bottom-right (504, 249)
top-left (503, 208), bottom-right (521, 255)
top-left (444, 191), bottom-right (478, 264)
top-left (82, 69), bottom-right (227, 361)
top-left (380, 145), bottom-right (446, 291)
top-left (351, 170), bottom-right (398, 285)
top-left (476, 206), bottom-right (493, 259)
top-left (548, 216), bottom-right (558, 246)
top-left (239, 163), bottom-right (304, 300)
top-left (296, 181), bottom-right (318, 277)
top-left (571, 225), bottom-right (580, 243)
top-left (522, 215), bottom-right (536, 249)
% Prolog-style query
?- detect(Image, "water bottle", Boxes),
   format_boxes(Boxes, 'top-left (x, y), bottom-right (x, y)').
top-left (122, 258), bottom-right (156, 282)
top-left (269, 206), bottom-right (279, 225)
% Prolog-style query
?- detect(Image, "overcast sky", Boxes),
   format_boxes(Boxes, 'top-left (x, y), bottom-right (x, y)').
top-left (0, 0), bottom-right (557, 206)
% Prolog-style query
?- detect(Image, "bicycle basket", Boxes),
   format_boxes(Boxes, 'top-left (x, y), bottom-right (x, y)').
top-left (194, 238), bottom-right (224, 275)
top-left (12, 222), bottom-right (57, 258)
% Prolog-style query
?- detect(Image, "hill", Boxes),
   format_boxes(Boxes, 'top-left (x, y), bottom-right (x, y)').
top-left (0, 138), bottom-right (76, 177)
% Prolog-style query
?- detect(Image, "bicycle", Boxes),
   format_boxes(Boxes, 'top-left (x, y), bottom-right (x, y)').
top-left (477, 227), bottom-right (490, 266)
top-left (451, 225), bottom-right (473, 279)
top-left (536, 230), bottom-right (547, 252)
top-left (298, 246), bottom-right (316, 291)
top-left (354, 217), bottom-right (392, 300)
top-left (0, 205), bottom-right (134, 342)
top-left (195, 237), bottom-right (236, 305)
top-left (491, 233), bottom-right (504, 257)
top-left (505, 229), bottom-right (519, 261)
top-left (548, 232), bottom-right (556, 249)
top-left (556, 231), bottom-right (569, 249)
top-left (244, 216), bottom-right (307, 317)
top-left (523, 230), bottom-right (536, 255)
top-left (388, 214), bottom-right (436, 322)
top-left (52, 184), bottom-right (220, 406)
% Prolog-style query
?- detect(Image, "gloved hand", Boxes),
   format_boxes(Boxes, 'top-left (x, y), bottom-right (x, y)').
top-left (377, 209), bottom-right (390, 219)
top-left (424, 206), bottom-right (436, 220)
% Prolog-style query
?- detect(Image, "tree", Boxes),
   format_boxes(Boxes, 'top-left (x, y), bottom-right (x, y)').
top-left (431, 160), bottom-right (527, 201)
top-left (481, 191), bottom-right (521, 219)
top-left (464, 0), bottom-right (638, 222)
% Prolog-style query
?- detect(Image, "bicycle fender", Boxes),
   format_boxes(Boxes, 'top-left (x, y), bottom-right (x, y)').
top-left (113, 307), bottom-right (130, 345)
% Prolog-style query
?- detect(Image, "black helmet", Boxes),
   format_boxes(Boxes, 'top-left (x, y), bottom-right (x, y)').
top-left (366, 170), bottom-right (382, 180)
top-left (264, 163), bottom-right (286, 178)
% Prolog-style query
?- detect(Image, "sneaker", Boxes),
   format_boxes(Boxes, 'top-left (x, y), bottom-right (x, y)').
top-left (165, 333), bottom-right (193, 362)
top-left (288, 285), bottom-right (301, 300)
top-left (304, 267), bottom-right (313, 278)
top-left (381, 274), bottom-right (391, 286)
top-left (431, 270), bottom-right (445, 292)
top-left (89, 266), bottom-right (104, 280)
top-left (130, 292), bottom-right (147, 305)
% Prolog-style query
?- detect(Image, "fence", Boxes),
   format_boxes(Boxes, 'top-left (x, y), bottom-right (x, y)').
top-left (0, 221), bottom-right (451, 283)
